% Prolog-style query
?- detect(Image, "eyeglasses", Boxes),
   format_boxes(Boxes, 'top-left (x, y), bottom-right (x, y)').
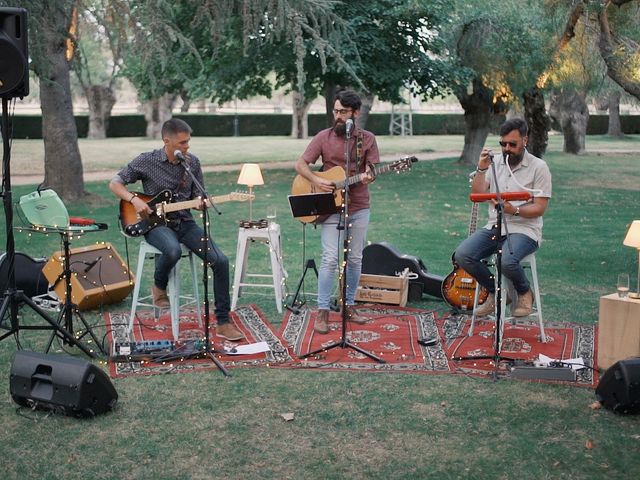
top-left (332, 108), bottom-right (352, 115)
top-left (499, 141), bottom-right (518, 148)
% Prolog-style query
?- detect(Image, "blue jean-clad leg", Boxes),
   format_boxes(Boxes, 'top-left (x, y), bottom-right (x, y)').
top-left (454, 228), bottom-right (538, 294)
top-left (145, 226), bottom-right (182, 290)
top-left (317, 209), bottom-right (370, 309)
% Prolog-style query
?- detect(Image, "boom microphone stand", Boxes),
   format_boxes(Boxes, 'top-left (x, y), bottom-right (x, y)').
top-left (300, 121), bottom-right (384, 363)
top-left (0, 97), bottom-right (94, 357)
top-left (180, 156), bottom-right (230, 376)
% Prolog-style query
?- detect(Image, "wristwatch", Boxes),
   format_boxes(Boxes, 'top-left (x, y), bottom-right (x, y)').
top-left (514, 207), bottom-right (520, 216)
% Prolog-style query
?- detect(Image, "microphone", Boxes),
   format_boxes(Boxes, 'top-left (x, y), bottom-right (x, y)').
top-left (503, 153), bottom-right (509, 164)
top-left (174, 150), bottom-right (188, 162)
top-left (345, 119), bottom-right (354, 138)
top-left (83, 256), bottom-right (101, 274)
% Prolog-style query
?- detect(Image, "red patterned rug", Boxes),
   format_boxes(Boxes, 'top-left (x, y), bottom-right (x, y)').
top-left (439, 313), bottom-right (599, 387)
top-left (104, 305), bottom-right (293, 378)
top-left (278, 305), bottom-right (452, 373)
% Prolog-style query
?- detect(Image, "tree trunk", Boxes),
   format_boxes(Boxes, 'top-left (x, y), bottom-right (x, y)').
top-left (523, 87), bottom-right (550, 158)
top-left (456, 78), bottom-right (494, 166)
top-left (324, 82), bottom-right (339, 128)
top-left (290, 91), bottom-right (311, 139)
top-left (85, 84), bottom-right (116, 139)
top-left (180, 91), bottom-right (191, 113)
top-left (142, 94), bottom-right (176, 139)
top-left (357, 92), bottom-right (374, 131)
top-left (607, 90), bottom-right (623, 137)
top-left (40, 25), bottom-right (87, 201)
top-left (549, 89), bottom-right (588, 155)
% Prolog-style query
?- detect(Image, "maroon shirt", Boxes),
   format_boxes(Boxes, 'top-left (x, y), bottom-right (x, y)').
top-left (301, 126), bottom-right (380, 213)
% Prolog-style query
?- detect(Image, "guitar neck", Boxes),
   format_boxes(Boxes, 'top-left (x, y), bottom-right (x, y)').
top-left (468, 202), bottom-right (479, 236)
top-left (334, 163), bottom-right (397, 189)
top-left (161, 194), bottom-right (234, 214)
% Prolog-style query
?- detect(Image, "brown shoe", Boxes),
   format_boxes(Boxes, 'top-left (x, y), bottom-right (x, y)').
top-left (512, 289), bottom-right (533, 317)
top-left (314, 309), bottom-right (330, 334)
top-left (216, 322), bottom-right (245, 341)
top-left (151, 284), bottom-right (170, 308)
top-left (344, 305), bottom-right (368, 325)
top-left (474, 293), bottom-right (495, 317)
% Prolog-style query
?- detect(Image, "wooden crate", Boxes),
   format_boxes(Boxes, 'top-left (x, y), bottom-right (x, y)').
top-left (355, 268), bottom-right (409, 307)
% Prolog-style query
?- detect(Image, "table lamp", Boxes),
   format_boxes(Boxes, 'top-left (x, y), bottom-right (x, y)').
top-left (237, 163), bottom-right (264, 221)
top-left (623, 220), bottom-right (640, 299)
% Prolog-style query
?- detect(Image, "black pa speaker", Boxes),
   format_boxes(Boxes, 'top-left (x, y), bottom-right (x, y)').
top-left (595, 358), bottom-right (640, 414)
top-left (0, 7), bottom-right (29, 99)
top-left (10, 351), bottom-right (118, 417)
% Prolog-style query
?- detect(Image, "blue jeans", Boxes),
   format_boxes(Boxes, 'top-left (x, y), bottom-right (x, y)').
top-left (317, 208), bottom-right (370, 309)
top-left (454, 228), bottom-right (538, 294)
top-left (145, 220), bottom-right (231, 324)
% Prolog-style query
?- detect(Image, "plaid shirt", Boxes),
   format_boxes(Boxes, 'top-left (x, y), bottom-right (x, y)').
top-left (115, 148), bottom-right (204, 222)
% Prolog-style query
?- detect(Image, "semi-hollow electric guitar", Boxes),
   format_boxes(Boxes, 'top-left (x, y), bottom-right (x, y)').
top-left (120, 190), bottom-right (253, 237)
top-left (441, 201), bottom-right (490, 311)
top-left (290, 156), bottom-right (417, 224)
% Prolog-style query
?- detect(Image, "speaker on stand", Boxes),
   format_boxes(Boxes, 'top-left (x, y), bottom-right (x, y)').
top-left (0, 7), bottom-right (29, 99)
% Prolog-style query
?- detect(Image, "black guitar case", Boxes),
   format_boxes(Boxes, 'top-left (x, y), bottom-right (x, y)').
top-left (361, 242), bottom-right (444, 301)
top-left (0, 251), bottom-right (49, 298)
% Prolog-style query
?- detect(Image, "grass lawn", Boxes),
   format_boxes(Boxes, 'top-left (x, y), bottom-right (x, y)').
top-left (1, 134), bottom-right (639, 479)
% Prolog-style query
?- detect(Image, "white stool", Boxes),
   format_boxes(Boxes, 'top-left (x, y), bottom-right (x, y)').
top-left (231, 223), bottom-right (285, 313)
top-left (128, 240), bottom-right (201, 340)
top-left (469, 253), bottom-right (546, 342)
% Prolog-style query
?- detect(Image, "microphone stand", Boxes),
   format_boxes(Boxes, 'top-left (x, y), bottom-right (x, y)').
top-left (300, 123), bottom-right (384, 363)
top-left (180, 158), bottom-right (230, 377)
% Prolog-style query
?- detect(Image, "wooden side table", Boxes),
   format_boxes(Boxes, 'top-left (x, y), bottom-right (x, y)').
top-left (598, 293), bottom-right (640, 370)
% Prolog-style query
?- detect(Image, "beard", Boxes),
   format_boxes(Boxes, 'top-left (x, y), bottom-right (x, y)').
top-left (506, 149), bottom-right (525, 165)
top-left (333, 120), bottom-right (346, 137)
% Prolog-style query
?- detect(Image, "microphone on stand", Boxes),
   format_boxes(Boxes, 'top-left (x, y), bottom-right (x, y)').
top-left (83, 256), bottom-right (101, 273)
top-left (345, 119), bottom-right (354, 139)
top-left (174, 150), bottom-right (188, 162)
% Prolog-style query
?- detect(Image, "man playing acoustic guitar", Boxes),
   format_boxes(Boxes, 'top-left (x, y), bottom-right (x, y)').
top-left (109, 118), bottom-right (244, 341)
top-left (294, 89), bottom-right (379, 334)
top-left (454, 118), bottom-right (552, 318)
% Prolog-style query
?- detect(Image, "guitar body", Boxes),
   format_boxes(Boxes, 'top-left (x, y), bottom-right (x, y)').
top-left (441, 257), bottom-right (489, 311)
top-left (119, 190), bottom-right (173, 237)
top-left (290, 166), bottom-right (346, 224)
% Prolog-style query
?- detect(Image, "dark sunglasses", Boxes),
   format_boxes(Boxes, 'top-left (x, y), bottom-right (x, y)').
top-left (499, 141), bottom-right (518, 148)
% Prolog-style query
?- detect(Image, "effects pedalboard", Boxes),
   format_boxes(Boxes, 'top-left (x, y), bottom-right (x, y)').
top-left (508, 360), bottom-right (577, 382)
top-left (110, 340), bottom-right (203, 363)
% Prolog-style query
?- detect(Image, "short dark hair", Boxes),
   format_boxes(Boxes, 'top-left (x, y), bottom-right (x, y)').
top-left (161, 118), bottom-right (192, 138)
top-left (499, 118), bottom-right (528, 137)
top-left (334, 89), bottom-right (362, 111)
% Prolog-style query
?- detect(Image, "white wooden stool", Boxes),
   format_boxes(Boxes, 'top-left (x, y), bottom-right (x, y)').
top-left (128, 239), bottom-right (201, 340)
top-left (231, 223), bottom-right (285, 313)
top-left (469, 253), bottom-right (546, 342)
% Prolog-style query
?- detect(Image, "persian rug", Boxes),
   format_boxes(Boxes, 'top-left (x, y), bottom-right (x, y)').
top-left (439, 314), bottom-right (599, 387)
top-left (278, 305), bottom-right (452, 373)
top-left (104, 305), bottom-right (293, 378)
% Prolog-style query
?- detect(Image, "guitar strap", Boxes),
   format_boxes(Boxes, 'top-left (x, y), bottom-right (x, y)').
top-left (356, 132), bottom-right (364, 172)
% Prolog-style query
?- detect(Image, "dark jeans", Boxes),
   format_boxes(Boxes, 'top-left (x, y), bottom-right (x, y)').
top-left (145, 220), bottom-right (230, 324)
top-left (454, 227), bottom-right (538, 294)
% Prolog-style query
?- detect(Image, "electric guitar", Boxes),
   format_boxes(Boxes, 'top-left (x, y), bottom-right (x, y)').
top-left (120, 190), bottom-right (254, 237)
top-left (441, 201), bottom-right (489, 311)
top-left (290, 156), bottom-right (418, 224)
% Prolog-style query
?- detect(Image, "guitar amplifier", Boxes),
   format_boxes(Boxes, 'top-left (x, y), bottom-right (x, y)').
top-left (42, 243), bottom-right (134, 311)
top-left (361, 242), bottom-right (443, 301)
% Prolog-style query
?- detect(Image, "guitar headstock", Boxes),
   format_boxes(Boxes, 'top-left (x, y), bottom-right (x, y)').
top-left (390, 156), bottom-right (418, 173)
top-left (229, 191), bottom-right (255, 202)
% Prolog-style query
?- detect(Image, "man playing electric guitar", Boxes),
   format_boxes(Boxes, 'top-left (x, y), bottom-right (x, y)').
top-left (109, 118), bottom-right (244, 341)
top-left (294, 89), bottom-right (378, 334)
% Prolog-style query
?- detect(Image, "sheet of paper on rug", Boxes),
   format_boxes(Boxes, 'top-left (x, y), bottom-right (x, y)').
top-left (537, 353), bottom-right (586, 370)
top-left (224, 341), bottom-right (271, 355)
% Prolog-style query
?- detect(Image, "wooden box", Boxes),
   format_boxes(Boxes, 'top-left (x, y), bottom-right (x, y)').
top-left (598, 293), bottom-right (640, 370)
top-left (355, 268), bottom-right (409, 307)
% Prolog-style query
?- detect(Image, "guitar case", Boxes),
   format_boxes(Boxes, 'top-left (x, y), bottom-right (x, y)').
top-left (0, 251), bottom-right (49, 298)
top-left (361, 242), bottom-right (444, 301)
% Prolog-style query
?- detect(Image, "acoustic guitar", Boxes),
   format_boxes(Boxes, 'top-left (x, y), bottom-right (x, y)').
top-left (441, 201), bottom-right (489, 311)
top-left (290, 156), bottom-right (417, 224)
top-left (120, 190), bottom-right (253, 237)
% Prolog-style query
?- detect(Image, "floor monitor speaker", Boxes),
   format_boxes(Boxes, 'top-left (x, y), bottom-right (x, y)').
top-left (596, 357), bottom-right (640, 414)
top-left (10, 350), bottom-right (118, 417)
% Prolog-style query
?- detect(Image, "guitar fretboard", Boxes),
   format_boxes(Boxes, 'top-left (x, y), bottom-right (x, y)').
top-left (334, 160), bottom-right (413, 189)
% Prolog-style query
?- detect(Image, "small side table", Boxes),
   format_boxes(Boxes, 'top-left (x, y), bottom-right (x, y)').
top-left (231, 223), bottom-right (285, 313)
top-left (598, 293), bottom-right (640, 370)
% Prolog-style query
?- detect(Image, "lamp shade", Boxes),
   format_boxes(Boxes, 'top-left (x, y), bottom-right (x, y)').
top-left (623, 220), bottom-right (640, 248)
top-left (237, 163), bottom-right (264, 187)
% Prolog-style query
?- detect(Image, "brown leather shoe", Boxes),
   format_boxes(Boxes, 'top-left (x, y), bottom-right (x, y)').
top-left (216, 322), bottom-right (245, 341)
top-left (314, 309), bottom-right (330, 334)
top-left (151, 284), bottom-right (170, 308)
top-left (474, 293), bottom-right (495, 317)
top-left (512, 289), bottom-right (533, 317)
top-left (344, 305), bottom-right (368, 325)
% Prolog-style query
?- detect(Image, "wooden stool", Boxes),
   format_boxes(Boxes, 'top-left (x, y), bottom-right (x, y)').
top-left (128, 240), bottom-right (201, 340)
top-left (231, 223), bottom-right (285, 313)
